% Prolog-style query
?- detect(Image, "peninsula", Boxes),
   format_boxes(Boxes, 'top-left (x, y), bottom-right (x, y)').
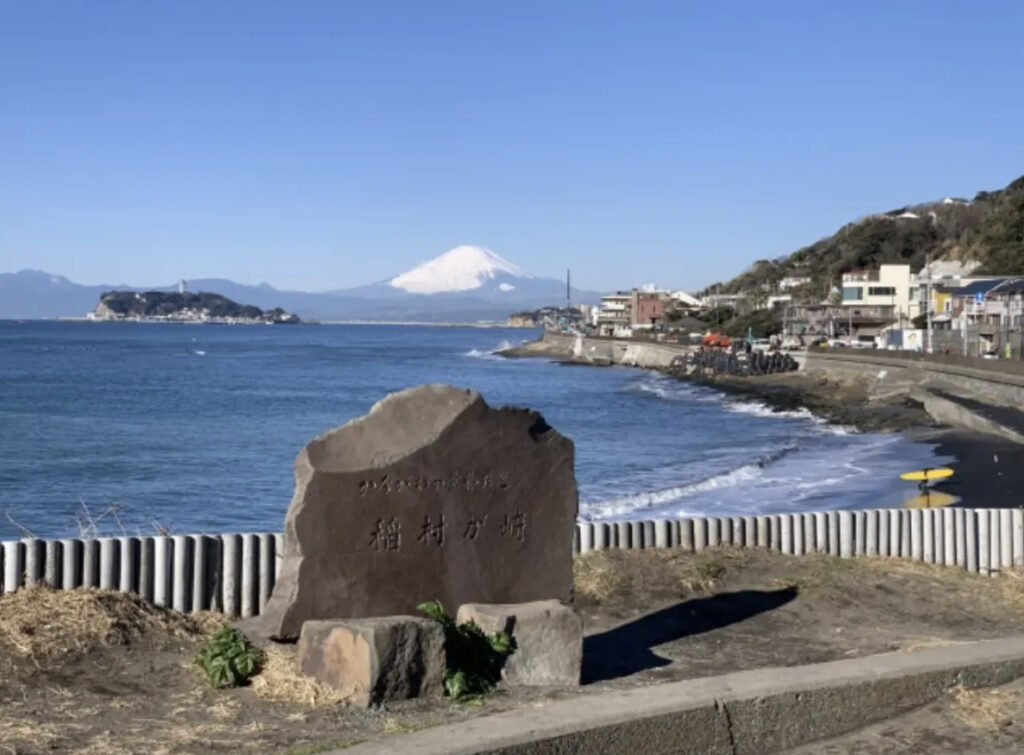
top-left (90, 290), bottom-right (301, 324)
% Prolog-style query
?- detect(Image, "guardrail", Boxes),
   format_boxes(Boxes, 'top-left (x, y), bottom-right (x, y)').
top-left (2, 508), bottom-right (1021, 616)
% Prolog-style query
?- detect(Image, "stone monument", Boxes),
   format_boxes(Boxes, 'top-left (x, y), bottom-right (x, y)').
top-left (250, 384), bottom-right (578, 640)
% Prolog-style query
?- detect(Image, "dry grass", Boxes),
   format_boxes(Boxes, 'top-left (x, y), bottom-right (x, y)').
top-left (251, 642), bottom-right (351, 708)
top-left (952, 684), bottom-right (1022, 730)
top-left (0, 586), bottom-right (223, 662)
top-left (573, 548), bottom-right (725, 604)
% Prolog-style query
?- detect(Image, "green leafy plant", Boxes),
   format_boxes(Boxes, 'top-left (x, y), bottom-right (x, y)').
top-left (418, 599), bottom-right (515, 700)
top-left (195, 626), bottom-right (263, 689)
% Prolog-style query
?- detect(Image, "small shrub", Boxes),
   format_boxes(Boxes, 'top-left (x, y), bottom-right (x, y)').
top-left (418, 599), bottom-right (514, 699)
top-left (195, 626), bottom-right (263, 689)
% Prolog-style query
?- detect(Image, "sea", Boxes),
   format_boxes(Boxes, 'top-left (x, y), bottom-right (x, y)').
top-left (0, 321), bottom-right (952, 540)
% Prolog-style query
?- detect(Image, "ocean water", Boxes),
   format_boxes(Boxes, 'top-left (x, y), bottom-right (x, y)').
top-left (0, 322), bottom-right (951, 540)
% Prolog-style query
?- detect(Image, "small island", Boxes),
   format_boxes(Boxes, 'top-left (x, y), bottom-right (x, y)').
top-left (89, 290), bottom-right (302, 324)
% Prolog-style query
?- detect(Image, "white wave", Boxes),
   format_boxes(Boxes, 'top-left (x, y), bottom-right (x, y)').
top-left (193, 349), bottom-right (206, 356)
top-left (724, 400), bottom-right (814, 420)
top-left (463, 338), bottom-right (520, 360)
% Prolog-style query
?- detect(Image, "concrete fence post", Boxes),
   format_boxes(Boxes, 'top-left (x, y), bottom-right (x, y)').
top-left (172, 535), bottom-right (191, 612)
top-left (828, 512), bottom-right (840, 556)
top-left (572, 525), bottom-right (580, 556)
top-left (2, 540), bottom-right (22, 594)
top-left (1000, 509), bottom-right (1013, 570)
top-left (118, 537), bottom-right (137, 594)
top-left (221, 534), bottom-right (240, 617)
top-left (679, 519), bottom-right (694, 552)
top-left (191, 535), bottom-right (209, 612)
top-left (708, 517), bottom-right (721, 549)
top-left (888, 509), bottom-right (900, 558)
top-left (921, 510), bottom-right (934, 564)
top-left (803, 513), bottom-right (815, 553)
top-left (743, 516), bottom-right (756, 548)
top-left (956, 508), bottom-right (968, 570)
top-left (694, 518), bottom-right (708, 552)
top-left (770, 515), bottom-right (781, 551)
top-left (258, 533), bottom-right (275, 614)
top-left (82, 539), bottom-right (99, 588)
top-left (943, 509), bottom-right (956, 567)
top-left (44, 540), bottom-right (60, 588)
top-left (60, 539), bottom-right (81, 589)
top-left (793, 513), bottom-right (804, 556)
top-left (757, 516), bottom-right (770, 549)
top-left (594, 523), bottom-right (610, 551)
top-left (642, 520), bottom-right (655, 549)
top-left (139, 538), bottom-right (154, 601)
top-left (731, 517), bottom-right (744, 547)
top-left (865, 510), bottom-right (879, 557)
top-left (98, 537), bottom-right (117, 589)
top-left (23, 538), bottom-right (43, 587)
top-left (932, 509), bottom-right (944, 565)
top-left (854, 511), bottom-right (866, 556)
top-left (578, 523), bottom-right (593, 554)
top-left (900, 510), bottom-right (911, 559)
top-left (654, 520), bottom-right (669, 549)
top-left (719, 518), bottom-right (732, 547)
top-left (910, 510), bottom-right (923, 561)
top-left (616, 522), bottom-right (632, 550)
top-left (839, 511), bottom-right (853, 559)
top-left (630, 521), bottom-right (644, 550)
top-left (815, 512), bottom-right (828, 553)
top-left (153, 536), bottom-right (171, 607)
top-left (780, 514), bottom-right (794, 555)
top-left (990, 510), bottom-right (1002, 576)
top-left (274, 533), bottom-right (284, 579)
top-left (878, 508), bottom-right (889, 557)
top-left (241, 533), bottom-right (258, 619)
top-left (1013, 509), bottom-right (1024, 568)
top-left (978, 511), bottom-right (990, 576)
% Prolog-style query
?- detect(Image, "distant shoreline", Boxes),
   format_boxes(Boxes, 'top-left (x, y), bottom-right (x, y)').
top-left (8, 317), bottom-right (536, 329)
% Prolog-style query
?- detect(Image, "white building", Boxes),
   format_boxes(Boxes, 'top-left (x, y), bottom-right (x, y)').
top-left (595, 292), bottom-right (632, 336)
top-left (841, 265), bottom-right (913, 320)
top-left (778, 276), bottom-right (811, 291)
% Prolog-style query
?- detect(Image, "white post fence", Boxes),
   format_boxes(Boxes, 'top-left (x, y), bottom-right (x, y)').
top-left (1, 507), bottom-right (1022, 617)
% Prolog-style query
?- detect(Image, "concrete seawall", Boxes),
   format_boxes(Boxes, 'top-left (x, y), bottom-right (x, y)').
top-left (4, 506), bottom-right (1022, 614)
top-left (540, 331), bottom-right (690, 369)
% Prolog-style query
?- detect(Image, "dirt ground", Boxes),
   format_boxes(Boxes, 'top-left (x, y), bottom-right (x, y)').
top-left (5, 549), bottom-right (1024, 754)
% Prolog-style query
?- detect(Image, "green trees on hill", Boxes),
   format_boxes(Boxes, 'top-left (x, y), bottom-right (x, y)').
top-left (710, 174), bottom-right (1024, 296)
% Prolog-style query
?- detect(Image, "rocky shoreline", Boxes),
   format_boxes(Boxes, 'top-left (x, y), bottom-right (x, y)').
top-left (500, 336), bottom-right (1024, 510)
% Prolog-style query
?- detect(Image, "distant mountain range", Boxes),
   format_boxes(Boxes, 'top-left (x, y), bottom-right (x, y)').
top-left (0, 246), bottom-right (600, 322)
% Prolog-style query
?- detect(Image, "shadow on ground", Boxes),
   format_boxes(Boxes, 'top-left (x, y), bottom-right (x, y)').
top-left (581, 587), bottom-right (798, 684)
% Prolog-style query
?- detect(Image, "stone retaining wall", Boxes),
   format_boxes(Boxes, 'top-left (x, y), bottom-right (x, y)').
top-left (3, 507), bottom-right (1021, 616)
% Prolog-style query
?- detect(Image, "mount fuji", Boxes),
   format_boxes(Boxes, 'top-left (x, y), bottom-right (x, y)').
top-left (0, 246), bottom-right (599, 322)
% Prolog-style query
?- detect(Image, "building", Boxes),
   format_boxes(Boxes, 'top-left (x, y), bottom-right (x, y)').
top-left (841, 265), bottom-right (913, 321)
top-left (595, 292), bottom-right (632, 336)
top-left (778, 276), bottom-right (811, 291)
top-left (785, 304), bottom-right (897, 344)
top-left (630, 289), bottom-right (665, 328)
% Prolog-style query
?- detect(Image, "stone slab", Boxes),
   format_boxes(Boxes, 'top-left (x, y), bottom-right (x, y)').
top-left (253, 384), bottom-right (578, 639)
top-left (456, 600), bottom-right (582, 686)
top-left (297, 616), bottom-right (445, 708)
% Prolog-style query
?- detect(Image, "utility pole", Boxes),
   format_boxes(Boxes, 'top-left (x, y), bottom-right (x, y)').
top-left (925, 254), bottom-right (933, 354)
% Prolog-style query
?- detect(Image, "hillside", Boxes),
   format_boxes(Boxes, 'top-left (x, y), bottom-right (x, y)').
top-left (711, 174), bottom-right (1024, 298)
top-left (95, 291), bottom-right (300, 323)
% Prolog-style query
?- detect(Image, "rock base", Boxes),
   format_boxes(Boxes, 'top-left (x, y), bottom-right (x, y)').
top-left (297, 617), bottom-right (445, 707)
top-left (457, 600), bottom-right (582, 686)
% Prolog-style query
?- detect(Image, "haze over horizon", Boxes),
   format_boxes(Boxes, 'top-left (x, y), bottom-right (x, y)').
top-left (2, 1), bottom-right (1023, 293)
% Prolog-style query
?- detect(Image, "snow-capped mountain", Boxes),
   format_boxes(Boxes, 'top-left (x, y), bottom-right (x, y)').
top-left (388, 245), bottom-right (532, 294)
top-left (0, 246), bottom-right (599, 322)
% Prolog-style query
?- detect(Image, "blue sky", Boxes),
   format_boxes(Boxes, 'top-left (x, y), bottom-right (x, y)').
top-left (1, 1), bottom-right (1022, 293)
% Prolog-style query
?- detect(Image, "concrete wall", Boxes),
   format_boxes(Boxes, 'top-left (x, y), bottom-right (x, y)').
top-left (805, 348), bottom-right (1024, 406)
top-left (3, 507), bottom-right (1021, 615)
top-left (542, 331), bottom-right (691, 369)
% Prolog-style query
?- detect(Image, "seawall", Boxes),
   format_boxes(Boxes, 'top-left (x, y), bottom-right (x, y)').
top-left (539, 331), bottom-right (692, 368)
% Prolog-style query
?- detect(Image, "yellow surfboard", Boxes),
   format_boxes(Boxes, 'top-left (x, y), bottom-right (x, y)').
top-left (904, 491), bottom-right (958, 509)
top-left (899, 467), bottom-right (954, 482)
